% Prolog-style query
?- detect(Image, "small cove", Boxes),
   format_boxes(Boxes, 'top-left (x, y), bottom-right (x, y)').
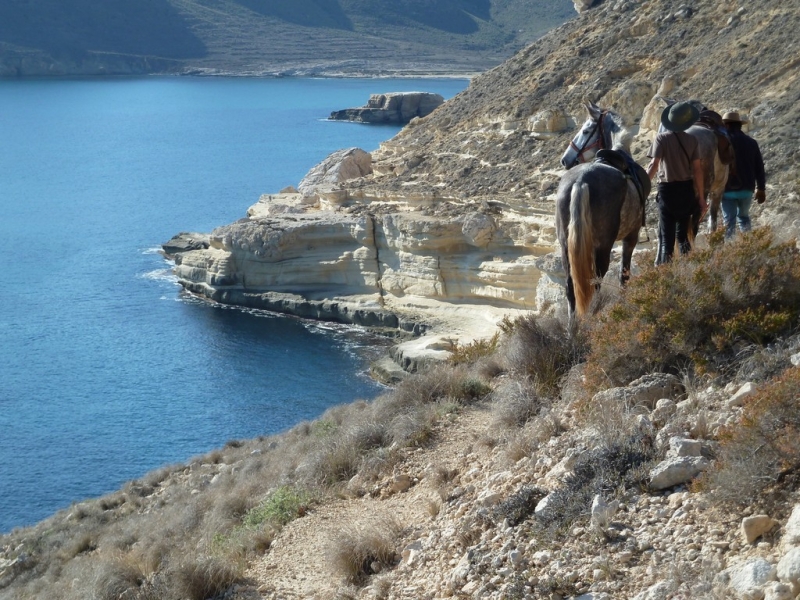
top-left (0, 76), bottom-right (468, 533)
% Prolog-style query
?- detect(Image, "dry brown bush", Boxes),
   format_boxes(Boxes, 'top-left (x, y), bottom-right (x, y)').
top-left (499, 314), bottom-right (588, 396)
top-left (585, 228), bottom-right (800, 390)
top-left (326, 516), bottom-right (402, 585)
top-left (172, 556), bottom-right (243, 600)
top-left (704, 365), bottom-right (800, 505)
top-left (491, 378), bottom-right (544, 428)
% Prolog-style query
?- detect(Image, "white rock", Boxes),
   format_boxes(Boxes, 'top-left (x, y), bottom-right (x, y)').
top-left (727, 382), bottom-right (758, 408)
top-left (451, 552), bottom-right (472, 584)
top-left (724, 558), bottom-right (777, 599)
top-left (764, 581), bottom-right (794, 600)
top-left (402, 540), bottom-right (424, 566)
top-left (776, 547), bottom-right (800, 594)
top-left (590, 494), bottom-right (619, 529)
top-left (649, 456), bottom-right (709, 490)
top-left (477, 489), bottom-right (502, 507)
top-left (742, 515), bottom-right (779, 544)
top-left (632, 580), bottom-right (674, 599)
top-left (535, 493), bottom-right (553, 514)
top-left (667, 436), bottom-right (703, 457)
top-left (783, 504), bottom-right (800, 547)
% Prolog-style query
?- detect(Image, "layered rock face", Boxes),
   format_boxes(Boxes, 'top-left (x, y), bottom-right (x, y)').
top-left (167, 189), bottom-right (558, 336)
top-left (329, 92), bottom-right (445, 124)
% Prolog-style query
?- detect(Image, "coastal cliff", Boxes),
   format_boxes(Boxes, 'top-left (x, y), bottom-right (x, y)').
top-left (3, 0), bottom-right (800, 597)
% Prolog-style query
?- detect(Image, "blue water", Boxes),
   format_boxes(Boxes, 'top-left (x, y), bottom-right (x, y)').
top-left (0, 76), bottom-right (468, 533)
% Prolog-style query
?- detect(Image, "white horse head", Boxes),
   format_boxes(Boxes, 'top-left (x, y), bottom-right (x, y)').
top-left (560, 101), bottom-right (631, 169)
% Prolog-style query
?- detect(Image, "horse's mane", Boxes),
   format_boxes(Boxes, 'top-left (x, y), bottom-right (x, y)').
top-left (605, 110), bottom-right (633, 152)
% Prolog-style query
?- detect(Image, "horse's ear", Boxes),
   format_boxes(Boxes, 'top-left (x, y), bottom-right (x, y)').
top-left (585, 100), bottom-right (602, 119)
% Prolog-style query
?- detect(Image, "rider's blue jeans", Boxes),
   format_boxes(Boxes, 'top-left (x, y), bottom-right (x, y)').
top-left (721, 190), bottom-right (753, 238)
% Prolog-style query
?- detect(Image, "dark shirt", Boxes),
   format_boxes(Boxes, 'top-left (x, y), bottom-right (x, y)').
top-left (725, 130), bottom-right (766, 192)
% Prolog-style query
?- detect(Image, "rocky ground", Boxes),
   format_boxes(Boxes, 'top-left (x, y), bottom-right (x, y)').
top-left (238, 374), bottom-right (800, 600)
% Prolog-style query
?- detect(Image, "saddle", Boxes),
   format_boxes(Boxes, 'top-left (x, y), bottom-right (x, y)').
top-left (595, 149), bottom-right (646, 201)
top-left (595, 149), bottom-right (648, 224)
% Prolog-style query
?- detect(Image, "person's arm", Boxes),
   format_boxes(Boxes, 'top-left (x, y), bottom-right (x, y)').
top-left (754, 142), bottom-right (766, 203)
top-left (692, 158), bottom-right (707, 212)
top-left (646, 157), bottom-right (660, 180)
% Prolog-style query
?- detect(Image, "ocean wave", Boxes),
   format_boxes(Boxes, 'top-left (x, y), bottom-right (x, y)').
top-left (139, 268), bottom-right (179, 283)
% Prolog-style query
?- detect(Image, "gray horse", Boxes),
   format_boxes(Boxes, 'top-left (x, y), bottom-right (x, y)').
top-left (557, 102), bottom-right (651, 317)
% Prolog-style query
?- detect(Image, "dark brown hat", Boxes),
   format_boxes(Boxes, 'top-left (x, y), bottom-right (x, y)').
top-left (661, 102), bottom-right (700, 132)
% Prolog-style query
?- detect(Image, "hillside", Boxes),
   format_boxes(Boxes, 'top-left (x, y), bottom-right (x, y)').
top-left (0, 0), bottom-right (574, 77)
top-left (2, 0), bottom-right (800, 598)
top-left (355, 0), bottom-right (799, 209)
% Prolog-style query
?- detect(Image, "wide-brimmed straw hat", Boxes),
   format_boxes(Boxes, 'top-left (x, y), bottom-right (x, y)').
top-left (661, 101), bottom-right (700, 132)
top-left (722, 111), bottom-right (747, 123)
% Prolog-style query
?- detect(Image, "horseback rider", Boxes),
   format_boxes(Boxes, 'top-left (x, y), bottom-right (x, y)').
top-left (720, 111), bottom-right (766, 238)
top-left (646, 101), bottom-right (706, 264)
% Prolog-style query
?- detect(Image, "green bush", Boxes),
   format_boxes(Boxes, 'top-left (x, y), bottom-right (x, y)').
top-left (586, 228), bottom-right (800, 387)
top-left (243, 486), bottom-right (311, 528)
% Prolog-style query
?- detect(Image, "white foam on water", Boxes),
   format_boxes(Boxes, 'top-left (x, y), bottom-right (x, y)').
top-left (139, 268), bottom-right (178, 283)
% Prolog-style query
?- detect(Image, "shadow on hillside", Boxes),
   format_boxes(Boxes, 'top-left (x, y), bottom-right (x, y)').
top-left (0, 0), bottom-right (207, 59)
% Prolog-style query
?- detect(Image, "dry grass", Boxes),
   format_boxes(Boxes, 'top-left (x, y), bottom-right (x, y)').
top-left (173, 556), bottom-right (243, 600)
top-left (326, 516), bottom-right (403, 585)
top-left (491, 378), bottom-right (544, 428)
top-left (498, 313), bottom-right (588, 396)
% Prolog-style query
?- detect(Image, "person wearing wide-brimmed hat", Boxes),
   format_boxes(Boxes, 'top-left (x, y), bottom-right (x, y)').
top-left (721, 111), bottom-right (766, 238)
top-left (646, 101), bottom-right (706, 264)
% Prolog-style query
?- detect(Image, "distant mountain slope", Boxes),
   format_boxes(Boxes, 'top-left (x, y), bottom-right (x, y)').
top-left (0, 0), bottom-right (573, 77)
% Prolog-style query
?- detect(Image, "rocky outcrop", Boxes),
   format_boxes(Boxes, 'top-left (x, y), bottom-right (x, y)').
top-left (165, 189), bottom-right (557, 333)
top-left (329, 92), bottom-right (445, 124)
top-left (297, 147), bottom-right (373, 202)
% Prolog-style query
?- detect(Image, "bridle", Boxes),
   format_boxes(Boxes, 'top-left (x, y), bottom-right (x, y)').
top-left (567, 111), bottom-right (608, 168)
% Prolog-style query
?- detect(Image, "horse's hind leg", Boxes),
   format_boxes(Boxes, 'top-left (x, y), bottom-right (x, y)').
top-left (594, 247), bottom-right (612, 288)
top-left (620, 229), bottom-right (639, 286)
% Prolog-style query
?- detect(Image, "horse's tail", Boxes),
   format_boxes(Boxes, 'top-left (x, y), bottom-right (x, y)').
top-left (567, 182), bottom-right (595, 316)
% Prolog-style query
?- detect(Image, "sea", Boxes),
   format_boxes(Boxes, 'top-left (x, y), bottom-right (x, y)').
top-left (0, 76), bottom-right (468, 533)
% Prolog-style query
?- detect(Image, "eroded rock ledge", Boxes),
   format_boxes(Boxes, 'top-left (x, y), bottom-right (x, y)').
top-left (164, 184), bottom-right (562, 368)
top-left (329, 92), bottom-right (445, 125)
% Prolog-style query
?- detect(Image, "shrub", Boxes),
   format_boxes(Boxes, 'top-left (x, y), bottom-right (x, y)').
top-left (243, 485), bottom-right (311, 528)
top-left (534, 435), bottom-right (656, 537)
top-left (173, 556), bottom-right (242, 600)
top-left (499, 314), bottom-right (588, 395)
top-left (327, 517), bottom-right (402, 585)
top-left (586, 228), bottom-right (800, 388)
top-left (491, 379), bottom-right (544, 428)
top-left (389, 364), bottom-right (491, 410)
top-left (704, 365), bottom-right (800, 505)
top-left (448, 333), bottom-right (500, 365)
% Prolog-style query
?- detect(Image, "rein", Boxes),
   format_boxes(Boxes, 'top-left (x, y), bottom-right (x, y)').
top-left (568, 111), bottom-right (607, 167)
